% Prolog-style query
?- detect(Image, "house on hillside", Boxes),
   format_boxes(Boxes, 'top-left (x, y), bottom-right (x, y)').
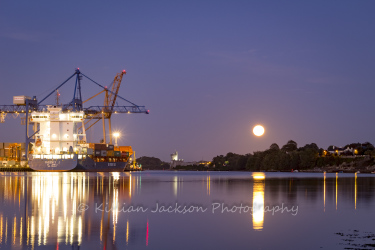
top-left (327, 146), bottom-right (354, 156)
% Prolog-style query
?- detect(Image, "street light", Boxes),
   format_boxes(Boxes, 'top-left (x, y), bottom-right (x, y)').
top-left (113, 132), bottom-right (120, 146)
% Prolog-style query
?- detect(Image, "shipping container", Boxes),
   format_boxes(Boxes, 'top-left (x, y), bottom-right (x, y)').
top-left (114, 151), bottom-right (121, 157)
top-left (0, 143), bottom-right (3, 149)
top-left (121, 151), bottom-right (130, 157)
top-left (107, 150), bottom-right (114, 157)
top-left (95, 150), bottom-right (101, 156)
top-left (106, 144), bottom-right (114, 150)
top-left (101, 150), bottom-right (107, 157)
top-left (13, 96), bottom-right (31, 105)
top-left (0, 149), bottom-right (4, 157)
top-left (89, 143), bottom-right (106, 150)
top-left (94, 144), bottom-right (105, 150)
top-left (116, 146), bottom-right (133, 153)
top-left (87, 148), bottom-right (94, 155)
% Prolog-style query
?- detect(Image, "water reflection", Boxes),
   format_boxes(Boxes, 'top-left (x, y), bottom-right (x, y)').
top-left (252, 173), bottom-right (265, 230)
top-left (355, 172), bottom-right (357, 210)
top-left (207, 175), bottom-right (211, 196)
top-left (173, 176), bottom-right (183, 197)
top-left (0, 172), bottom-right (374, 249)
top-left (0, 172), bottom-right (146, 249)
top-left (336, 173), bottom-right (339, 210)
top-left (324, 172), bottom-right (326, 212)
top-left (30, 173), bottom-right (88, 247)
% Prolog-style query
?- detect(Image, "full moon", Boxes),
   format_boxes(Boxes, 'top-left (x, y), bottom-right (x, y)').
top-left (253, 125), bottom-right (265, 136)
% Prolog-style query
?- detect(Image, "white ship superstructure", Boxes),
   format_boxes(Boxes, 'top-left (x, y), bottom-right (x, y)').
top-left (27, 105), bottom-right (88, 171)
top-left (31, 105), bottom-right (86, 155)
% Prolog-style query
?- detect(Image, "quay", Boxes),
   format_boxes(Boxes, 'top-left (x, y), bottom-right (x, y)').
top-left (0, 167), bottom-right (33, 172)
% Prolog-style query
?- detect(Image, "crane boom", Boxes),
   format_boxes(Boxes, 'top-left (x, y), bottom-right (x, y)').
top-left (104, 70), bottom-right (126, 118)
top-left (0, 105), bottom-right (148, 115)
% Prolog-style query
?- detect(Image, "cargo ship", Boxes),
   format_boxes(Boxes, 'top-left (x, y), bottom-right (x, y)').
top-left (28, 105), bottom-right (139, 172)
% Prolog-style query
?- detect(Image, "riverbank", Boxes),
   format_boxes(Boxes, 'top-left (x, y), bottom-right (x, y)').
top-left (173, 157), bottom-right (375, 173)
top-left (0, 167), bottom-right (34, 172)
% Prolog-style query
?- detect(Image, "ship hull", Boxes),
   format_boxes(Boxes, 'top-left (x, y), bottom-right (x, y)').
top-left (28, 155), bottom-right (78, 171)
top-left (73, 157), bottom-right (126, 172)
top-left (29, 155), bottom-right (127, 172)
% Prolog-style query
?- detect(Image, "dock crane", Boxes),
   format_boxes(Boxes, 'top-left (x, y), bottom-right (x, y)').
top-left (0, 68), bottom-right (149, 159)
top-left (80, 70), bottom-right (126, 144)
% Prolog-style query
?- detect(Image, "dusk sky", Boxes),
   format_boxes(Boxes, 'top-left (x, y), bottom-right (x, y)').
top-left (1, 1), bottom-right (375, 162)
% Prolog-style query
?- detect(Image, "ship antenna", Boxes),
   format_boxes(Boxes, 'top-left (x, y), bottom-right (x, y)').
top-left (56, 89), bottom-right (60, 106)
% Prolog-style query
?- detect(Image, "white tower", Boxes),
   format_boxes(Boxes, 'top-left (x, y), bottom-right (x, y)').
top-left (171, 151), bottom-right (178, 161)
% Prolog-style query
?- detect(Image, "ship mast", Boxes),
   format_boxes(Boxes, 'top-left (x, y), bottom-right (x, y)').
top-left (55, 90), bottom-right (60, 106)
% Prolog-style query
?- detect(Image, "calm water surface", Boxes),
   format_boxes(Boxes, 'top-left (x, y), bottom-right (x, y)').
top-left (0, 171), bottom-right (374, 249)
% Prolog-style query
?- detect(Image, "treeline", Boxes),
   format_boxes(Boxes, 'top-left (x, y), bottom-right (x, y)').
top-left (136, 156), bottom-right (170, 170)
top-left (139, 140), bottom-right (375, 171)
top-left (208, 140), bottom-right (375, 171)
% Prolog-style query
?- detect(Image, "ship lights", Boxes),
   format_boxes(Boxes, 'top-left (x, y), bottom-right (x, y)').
top-left (113, 132), bottom-right (120, 146)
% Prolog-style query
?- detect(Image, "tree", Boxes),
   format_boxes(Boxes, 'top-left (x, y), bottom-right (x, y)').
top-left (246, 152), bottom-right (264, 171)
top-left (299, 143), bottom-right (319, 152)
top-left (270, 143), bottom-right (280, 151)
top-left (299, 148), bottom-right (318, 169)
top-left (137, 156), bottom-right (170, 170)
top-left (235, 155), bottom-right (249, 170)
top-left (281, 140), bottom-right (298, 152)
top-left (289, 151), bottom-right (300, 169)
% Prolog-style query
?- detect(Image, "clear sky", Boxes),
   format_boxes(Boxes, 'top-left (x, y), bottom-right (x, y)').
top-left (1, 1), bottom-right (375, 162)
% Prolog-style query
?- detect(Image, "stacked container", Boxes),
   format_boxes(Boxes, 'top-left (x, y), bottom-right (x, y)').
top-left (0, 142), bottom-right (25, 161)
top-left (86, 143), bottom-right (133, 159)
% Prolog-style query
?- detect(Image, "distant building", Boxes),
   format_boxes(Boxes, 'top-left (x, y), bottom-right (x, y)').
top-left (171, 151), bottom-right (179, 161)
top-left (327, 146), bottom-right (354, 155)
top-left (170, 151), bottom-right (204, 168)
top-left (170, 151), bottom-right (184, 169)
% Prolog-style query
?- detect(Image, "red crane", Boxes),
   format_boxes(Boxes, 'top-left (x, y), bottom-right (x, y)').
top-left (81, 70), bottom-right (127, 144)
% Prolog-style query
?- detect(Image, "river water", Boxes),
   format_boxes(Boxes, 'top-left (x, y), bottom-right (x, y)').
top-left (0, 171), bottom-right (374, 249)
